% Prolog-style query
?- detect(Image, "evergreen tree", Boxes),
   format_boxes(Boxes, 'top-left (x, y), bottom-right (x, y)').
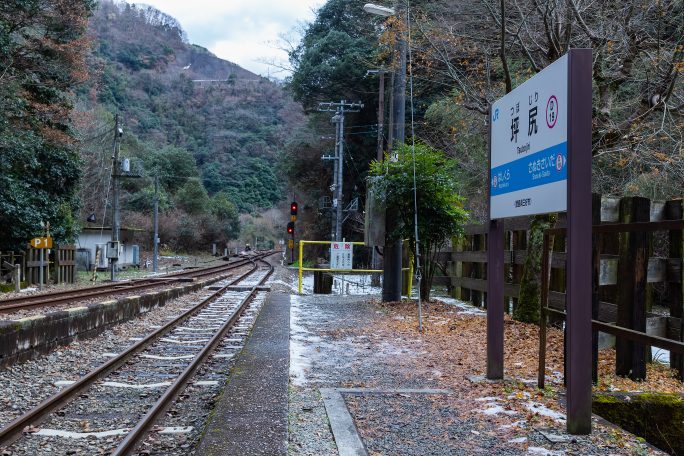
top-left (0, 0), bottom-right (95, 250)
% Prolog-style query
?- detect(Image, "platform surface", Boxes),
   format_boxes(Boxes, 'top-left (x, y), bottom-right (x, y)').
top-left (196, 292), bottom-right (290, 456)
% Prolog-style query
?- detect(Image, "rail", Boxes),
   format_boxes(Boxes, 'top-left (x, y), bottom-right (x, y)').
top-left (0, 257), bottom-right (256, 313)
top-left (0, 251), bottom-right (275, 449)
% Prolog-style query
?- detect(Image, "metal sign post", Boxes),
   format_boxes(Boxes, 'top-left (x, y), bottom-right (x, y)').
top-left (487, 49), bottom-right (592, 434)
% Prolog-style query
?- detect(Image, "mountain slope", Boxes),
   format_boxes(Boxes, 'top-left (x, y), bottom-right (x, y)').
top-left (84, 1), bottom-right (304, 213)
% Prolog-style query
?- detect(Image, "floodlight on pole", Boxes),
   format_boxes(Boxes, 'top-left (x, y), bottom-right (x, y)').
top-left (363, 3), bottom-right (395, 17)
top-left (364, 1), bottom-right (405, 303)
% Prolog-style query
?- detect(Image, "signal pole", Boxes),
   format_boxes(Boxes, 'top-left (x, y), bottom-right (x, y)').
top-left (318, 100), bottom-right (363, 241)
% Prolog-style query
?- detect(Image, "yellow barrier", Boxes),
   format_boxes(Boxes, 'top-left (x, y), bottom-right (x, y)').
top-left (297, 240), bottom-right (411, 295)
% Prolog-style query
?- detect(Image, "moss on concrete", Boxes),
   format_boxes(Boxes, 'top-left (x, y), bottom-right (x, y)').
top-left (593, 392), bottom-right (684, 455)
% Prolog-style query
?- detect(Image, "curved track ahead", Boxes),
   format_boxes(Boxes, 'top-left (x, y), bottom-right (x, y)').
top-left (0, 253), bottom-right (272, 314)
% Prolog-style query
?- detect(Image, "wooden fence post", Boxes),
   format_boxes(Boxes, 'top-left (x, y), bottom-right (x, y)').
top-left (510, 230), bottom-right (526, 315)
top-left (451, 237), bottom-right (463, 300)
top-left (666, 199), bottom-right (683, 381)
top-left (616, 196), bottom-right (650, 380)
top-left (461, 234), bottom-right (473, 302)
top-left (472, 233), bottom-right (483, 307)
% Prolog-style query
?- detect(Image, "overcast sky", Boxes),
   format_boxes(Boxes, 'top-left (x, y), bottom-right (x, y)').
top-left (126, 0), bottom-right (326, 77)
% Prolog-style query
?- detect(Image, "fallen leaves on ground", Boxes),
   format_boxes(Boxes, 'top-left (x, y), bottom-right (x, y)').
top-left (349, 298), bottom-right (670, 454)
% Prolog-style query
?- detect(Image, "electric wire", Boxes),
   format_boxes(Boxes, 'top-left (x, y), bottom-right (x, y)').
top-left (98, 123), bottom-right (118, 244)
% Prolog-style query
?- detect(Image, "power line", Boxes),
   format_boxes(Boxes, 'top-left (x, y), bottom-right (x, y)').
top-left (318, 100), bottom-right (364, 241)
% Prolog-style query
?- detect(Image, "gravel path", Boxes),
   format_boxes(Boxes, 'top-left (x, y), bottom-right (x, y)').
top-left (285, 284), bottom-right (662, 455)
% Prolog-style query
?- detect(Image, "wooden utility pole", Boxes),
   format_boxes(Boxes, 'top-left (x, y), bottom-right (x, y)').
top-left (111, 114), bottom-right (122, 281)
top-left (383, 1), bottom-right (407, 303)
top-left (153, 174), bottom-right (159, 273)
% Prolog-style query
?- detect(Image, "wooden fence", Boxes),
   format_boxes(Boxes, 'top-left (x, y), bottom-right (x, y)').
top-left (0, 251), bottom-right (24, 284)
top-left (24, 244), bottom-right (77, 286)
top-left (55, 244), bottom-right (76, 284)
top-left (439, 195), bottom-right (684, 382)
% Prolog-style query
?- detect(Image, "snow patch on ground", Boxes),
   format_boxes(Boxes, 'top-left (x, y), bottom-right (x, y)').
top-left (499, 420), bottom-right (527, 430)
top-left (271, 279), bottom-right (297, 292)
top-left (652, 346), bottom-right (670, 364)
top-left (292, 273), bottom-right (382, 296)
top-left (435, 297), bottom-right (486, 316)
top-left (475, 396), bottom-right (500, 402)
top-left (290, 295), bottom-right (311, 387)
top-left (523, 401), bottom-right (566, 422)
top-left (526, 447), bottom-right (564, 455)
top-left (478, 404), bottom-right (518, 416)
top-left (508, 437), bottom-right (527, 443)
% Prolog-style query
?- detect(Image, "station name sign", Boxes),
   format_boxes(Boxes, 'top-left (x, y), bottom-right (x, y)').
top-left (490, 55), bottom-right (568, 219)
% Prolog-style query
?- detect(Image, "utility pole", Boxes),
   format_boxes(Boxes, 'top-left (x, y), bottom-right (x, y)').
top-left (111, 114), bottom-right (122, 281)
top-left (153, 174), bottom-right (159, 273)
top-left (318, 100), bottom-right (363, 241)
top-left (367, 69), bottom-right (387, 284)
top-left (382, 1), bottom-right (407, 302)
top-left (367, 70), bottom-right (386, 162)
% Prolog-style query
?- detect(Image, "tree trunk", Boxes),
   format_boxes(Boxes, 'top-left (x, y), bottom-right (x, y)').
top-left (514, 214), bottom-right (556, 323)
top-left (419, 242), bottom-right (435, 302)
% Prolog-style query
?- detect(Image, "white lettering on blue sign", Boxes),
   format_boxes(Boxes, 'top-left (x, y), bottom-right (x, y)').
top-left (490, 54), bottom-right (568, 219)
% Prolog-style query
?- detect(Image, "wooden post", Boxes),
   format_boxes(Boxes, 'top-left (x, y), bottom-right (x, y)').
top-left (615, 196), bottom-right (650, 380)
top-left (461, 235), bottom-right (472, 302)
top-left (472, 234), bottom-right (483, 307)
top-left (666, 200), bottom-right (683, 380)
top-left (14, 264), bottom-right (20, 293)
top-left (511, 230), bottom-right (526, 315)
top-left (591, 193), bottom-right (601, 383)
top-left (452, 237), bottom-right (464, 299)
top-left (487, 220), bottom-right (505, 379)
top-left (56, 247), bottom-right (61, 285)
top-left (538, 231), bottom-right (551, 389)
top-left (565, 48), bottom-right (593, 435)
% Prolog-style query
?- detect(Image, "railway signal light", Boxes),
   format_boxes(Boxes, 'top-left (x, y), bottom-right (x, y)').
top-left (287, 222), bottom-right (295, 235)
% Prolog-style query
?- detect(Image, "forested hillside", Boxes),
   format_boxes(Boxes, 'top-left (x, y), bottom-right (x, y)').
top-left (76, 1), bottom-right (304, 250)
top-left (0, 0), bottom-right (95, 251)
top-left (285, 0), bottom-right (683, 241)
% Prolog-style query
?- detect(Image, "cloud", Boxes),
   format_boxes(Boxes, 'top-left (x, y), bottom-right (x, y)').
top-left (126, 0), bottom-right (325, 75)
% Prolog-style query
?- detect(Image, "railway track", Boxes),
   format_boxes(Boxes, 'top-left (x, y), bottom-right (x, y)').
top-left (0, 254), bottom-right (275, 455)
top-left (0, 254), bottom-right (270, 314)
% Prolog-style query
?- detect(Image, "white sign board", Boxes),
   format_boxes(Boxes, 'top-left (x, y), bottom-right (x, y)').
top-left (330, 242), bottom-right (353, 270)
top-left (490, 54), bottom-right (568, 219)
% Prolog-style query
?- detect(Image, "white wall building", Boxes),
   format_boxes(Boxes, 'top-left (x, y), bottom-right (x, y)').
top-left (75, 227), bottom-right (141, 271)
